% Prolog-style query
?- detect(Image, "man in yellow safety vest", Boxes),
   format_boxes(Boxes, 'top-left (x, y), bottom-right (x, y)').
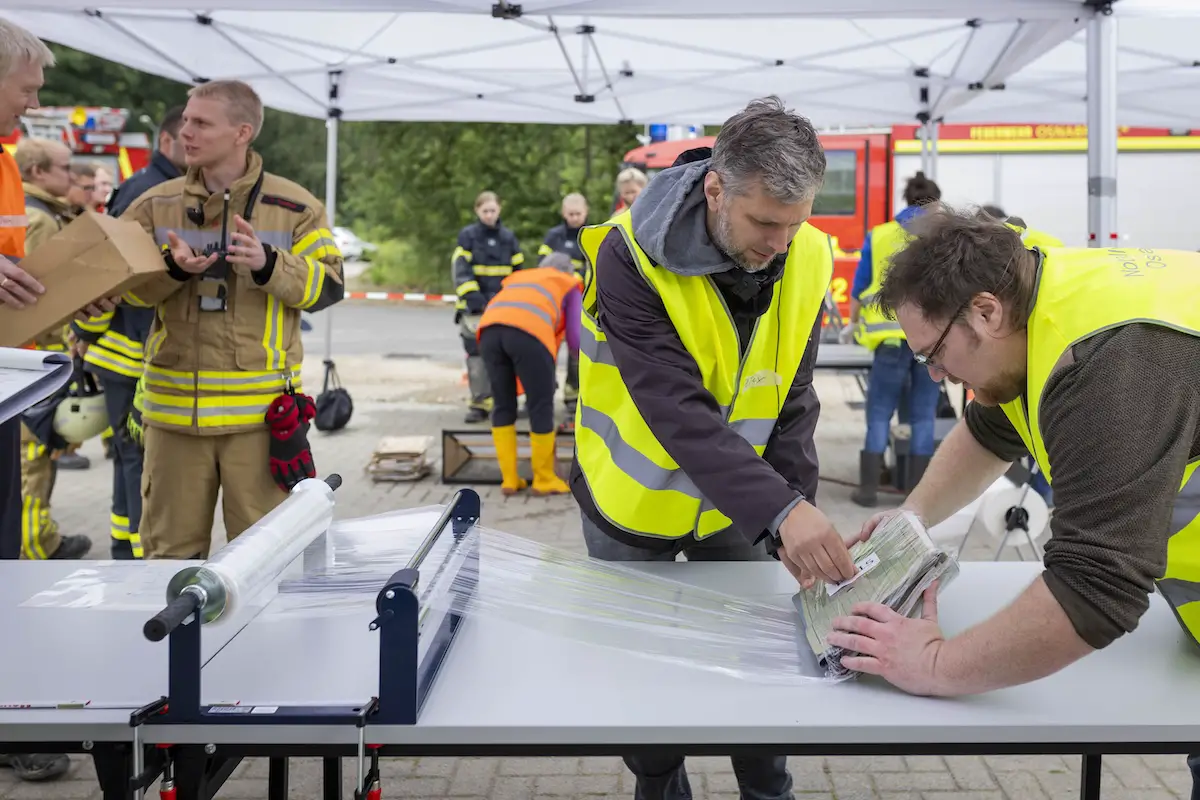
top-left (824, 205), bottom-right (1200, 794)
top-left (572, 95), bottom-right (855, 800)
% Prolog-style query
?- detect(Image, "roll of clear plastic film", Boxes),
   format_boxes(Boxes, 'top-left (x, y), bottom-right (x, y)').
top-left (143, 475), bottom-right (340, 640)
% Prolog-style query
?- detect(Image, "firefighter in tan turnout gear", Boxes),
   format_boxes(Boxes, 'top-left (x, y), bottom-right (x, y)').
top-left (120, 79), bottom-right (345, 559)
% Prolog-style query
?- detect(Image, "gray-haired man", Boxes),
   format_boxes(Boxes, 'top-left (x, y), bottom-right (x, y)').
top-left (571, 96), bottom-right (855, 800)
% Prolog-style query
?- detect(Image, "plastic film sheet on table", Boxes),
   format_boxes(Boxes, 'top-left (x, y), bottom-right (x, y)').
top-left (275, 506), bottom-right (840, 685)
top-left (21, 503), bottom-right (849, 685)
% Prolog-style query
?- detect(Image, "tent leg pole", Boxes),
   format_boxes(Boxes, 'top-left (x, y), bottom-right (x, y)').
top-left (323, 72), bottom-right (341, 363)
top-left (1086, 6), bottom-right (1117, 248)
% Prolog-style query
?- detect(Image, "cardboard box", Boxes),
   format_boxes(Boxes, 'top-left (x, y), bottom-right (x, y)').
top-left (0, 211), bottom-right (165, 348)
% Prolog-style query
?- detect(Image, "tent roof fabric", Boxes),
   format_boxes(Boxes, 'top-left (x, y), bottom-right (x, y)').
top-left (10, 2), bottom-right (1097, 127)
top-left (12, 2), bottom-right (1200, 127)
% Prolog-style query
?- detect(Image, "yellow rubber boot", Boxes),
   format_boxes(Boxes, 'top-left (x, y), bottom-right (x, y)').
top-left (530, 430), bottom-right (569, 496)
top-left (491, 425), bottom-right (527, 495)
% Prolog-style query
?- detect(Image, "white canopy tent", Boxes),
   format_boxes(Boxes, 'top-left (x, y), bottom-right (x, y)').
top-left (6, 1), bottom-right (1145, 358)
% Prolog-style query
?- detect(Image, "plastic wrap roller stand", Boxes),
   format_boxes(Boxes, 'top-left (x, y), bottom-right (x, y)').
top-left (135, 478), bottom-right (482, 730)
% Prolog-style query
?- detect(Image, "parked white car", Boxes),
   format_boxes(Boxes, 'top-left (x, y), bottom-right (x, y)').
top-left (333, 227), bottom-right (376, 261)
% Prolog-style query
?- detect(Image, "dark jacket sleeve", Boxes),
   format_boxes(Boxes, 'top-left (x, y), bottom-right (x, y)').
top-left (506, 227), bottom-right (526, 270)
top-left (1037, 324), bottom-right (1200, 649)
top-left (761, 311), bottom-right (823, 510)
top-left (965, 401), bottom-right (1030, 462)
top-left (594, 229), bottom-right (802, 542)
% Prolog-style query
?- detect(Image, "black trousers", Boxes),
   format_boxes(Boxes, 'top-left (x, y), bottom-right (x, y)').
top-left (0, 418), bottom-right (21, 560)
top-left (479, 325), bottom-right (557, 433)
top-left (99, 376), bottom-right (143, 559)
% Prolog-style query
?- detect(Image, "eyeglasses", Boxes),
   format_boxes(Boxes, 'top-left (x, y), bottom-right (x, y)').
top-left (913, 299), bottom-right (969, 369)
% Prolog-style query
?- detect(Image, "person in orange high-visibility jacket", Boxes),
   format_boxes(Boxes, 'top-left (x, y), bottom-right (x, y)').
top-left (476, 252), bottom-right (581, 496)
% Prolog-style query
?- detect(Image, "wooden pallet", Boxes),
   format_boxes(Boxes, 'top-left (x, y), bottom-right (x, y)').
top-left (441, 428), bottom-right (575, 485)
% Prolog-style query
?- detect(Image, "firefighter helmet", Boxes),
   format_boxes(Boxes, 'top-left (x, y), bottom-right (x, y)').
top-left (52, 361), bottom-right (108, 444)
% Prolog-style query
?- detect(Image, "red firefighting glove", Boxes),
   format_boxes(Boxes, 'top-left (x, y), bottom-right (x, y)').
top-left (265, 391), bottom-right (317, 492)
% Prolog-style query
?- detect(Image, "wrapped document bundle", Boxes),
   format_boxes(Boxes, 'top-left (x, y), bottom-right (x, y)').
top-left (794, 510), bottom-right (959, 679)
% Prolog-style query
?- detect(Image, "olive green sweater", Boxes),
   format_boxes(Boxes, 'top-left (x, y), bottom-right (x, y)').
top-left (966, 323), bottom-right (1200, 649)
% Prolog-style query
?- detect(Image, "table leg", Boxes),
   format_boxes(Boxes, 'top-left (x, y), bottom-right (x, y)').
top-left (323, 756), bottom-right (341, 800)
top-left (268, 758), bottom-right (289, 800)
top-left (1080, 753), bottom-right (1103, 800)
top-left (90, 743), bottom-right (133, 800)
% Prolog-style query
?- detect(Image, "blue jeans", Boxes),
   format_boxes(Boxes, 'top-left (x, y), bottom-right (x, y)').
top-left (864, 342), bottom-right (941, 456)
top-left (1189, 753), bottom-right (1200, 800)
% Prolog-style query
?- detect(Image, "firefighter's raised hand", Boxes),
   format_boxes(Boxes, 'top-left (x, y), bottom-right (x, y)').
top-left (167, 231), bottom-right (217, 274)
top-left (228, 215), bottom-right (267, 272)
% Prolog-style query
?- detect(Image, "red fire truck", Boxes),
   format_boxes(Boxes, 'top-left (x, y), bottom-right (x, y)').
top-left (1, 105), bottom-right (152, 187)
top-left (619, 122), bottom-right (1200, 321)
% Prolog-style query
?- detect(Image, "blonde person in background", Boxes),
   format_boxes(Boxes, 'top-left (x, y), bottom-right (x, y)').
top-left (91, 163), bottom-right (114, 211)
top-left (13, 136), bottom-right (94, 560)
top-left (615, 167), bottom-right (647, 212)
top-left (120, 78), bottom-right (345, 560)
top-left (539, 192), bottom-right (589, 415)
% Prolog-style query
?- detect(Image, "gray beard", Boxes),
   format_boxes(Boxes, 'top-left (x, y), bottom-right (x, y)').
top-left (713, 208), bottom-right (771, 273)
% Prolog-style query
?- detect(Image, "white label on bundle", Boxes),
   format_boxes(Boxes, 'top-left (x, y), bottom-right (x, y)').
top-left (826, 552), bottom-right (881, 597)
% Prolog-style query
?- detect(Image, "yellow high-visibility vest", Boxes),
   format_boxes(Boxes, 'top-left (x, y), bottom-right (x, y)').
top-left (999, 245), bottom-right (1200, 646)
top-left (1006, 220), bottom-right (1064, 250)
top-left (855, 220), bottom-right (910, 352)
top-left (574, 209), bottom-right (833, 540)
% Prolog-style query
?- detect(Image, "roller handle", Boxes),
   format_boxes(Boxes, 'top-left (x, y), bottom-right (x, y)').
top-left (324, 473), bottom-right (342, 491)
top-left (144, 592), bottom-right (201, 642)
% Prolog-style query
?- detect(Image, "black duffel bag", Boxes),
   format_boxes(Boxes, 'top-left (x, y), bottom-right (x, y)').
top-left (314, 359), bottom-right (353, 432)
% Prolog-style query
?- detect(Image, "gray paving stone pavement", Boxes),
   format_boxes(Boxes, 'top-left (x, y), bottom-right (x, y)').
top-left (2, 302), bottom-right (1192, 798)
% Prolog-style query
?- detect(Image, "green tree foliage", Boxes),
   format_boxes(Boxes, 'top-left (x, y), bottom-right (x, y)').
top-left (39, 46), bottom-right (641, 291)
top-left (341, 121), bottom-right (637, 291)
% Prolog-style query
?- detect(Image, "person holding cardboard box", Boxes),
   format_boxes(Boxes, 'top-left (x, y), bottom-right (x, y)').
top-left (0, 16), bottom-right (115, 785)
top-left (118, 79), bottom-right (345, 560)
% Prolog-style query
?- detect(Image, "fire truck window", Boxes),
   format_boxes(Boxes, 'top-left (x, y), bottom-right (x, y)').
top-left (812, 150), bottom-right (856, 216)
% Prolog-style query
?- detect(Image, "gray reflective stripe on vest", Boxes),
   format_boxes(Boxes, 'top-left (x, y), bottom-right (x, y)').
top-left (860, 321), bottom-right (902, 333)
top-left (0, 214), bottom-right (28, 228)
top-left (858, 291), bottom-right (878, 305)
top-left (1158, 578), bottom-right (1200, 608)
top-left (154, 227), bottom-right (293, 252)
top-left (1170, 464), bottom-right (1200, 536)
top-left (514, 282), bottom-right (560, 316)
top-left (486, 300), bottom-right (554, 328)
top-left (579, 405), bottom-right (778, 500)
top-left (580, 323), bottom-right (616, 366)
top-left (1160, 465), bottom-right (1200, 612)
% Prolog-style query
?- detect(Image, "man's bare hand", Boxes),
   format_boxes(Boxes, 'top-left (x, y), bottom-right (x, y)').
top-left (0, 256), bottom-right (45, 309)
top-left (227, 215), bottom-right (267, 272)
top-left (167, 231), bottom-right (217, 275)
top-left (778, 500), bottom-right (857, 588)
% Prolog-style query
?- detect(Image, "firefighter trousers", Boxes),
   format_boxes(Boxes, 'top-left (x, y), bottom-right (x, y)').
top-left (139, 425), bottom-right (288, 560)
top-left (100, 376), bottom-right (143, 559)
top-left (18, 422), bottom-right (61, 560)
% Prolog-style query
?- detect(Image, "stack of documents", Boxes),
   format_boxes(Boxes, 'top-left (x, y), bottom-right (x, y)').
top-left (794, 510), bottom-right (960, 679)
top-left (366, 435), bottom-right (433, 482)
top-left (0, 347), bottom-right (73, 426)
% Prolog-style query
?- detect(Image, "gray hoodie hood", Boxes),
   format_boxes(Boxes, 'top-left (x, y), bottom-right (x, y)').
top-left (628, 156), bottom-right (738, 277)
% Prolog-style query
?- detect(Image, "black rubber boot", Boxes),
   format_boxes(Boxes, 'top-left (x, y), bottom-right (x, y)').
top-left (50, 535), bottom-right (92, 560)
top-left (906, 454), bottom-right (932, 493)
top-left (851, 450), bottom-right (884, 507)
